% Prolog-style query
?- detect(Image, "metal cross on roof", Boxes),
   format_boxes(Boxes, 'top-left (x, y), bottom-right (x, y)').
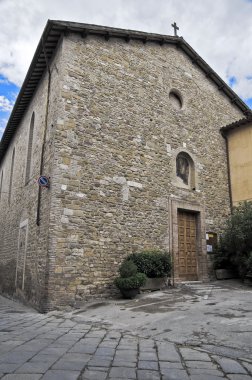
top-left (171, 22), bottom-right (179, 36)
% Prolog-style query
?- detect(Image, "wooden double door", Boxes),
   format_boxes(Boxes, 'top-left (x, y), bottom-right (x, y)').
top-left (178, 210), bottom-right (198, 280)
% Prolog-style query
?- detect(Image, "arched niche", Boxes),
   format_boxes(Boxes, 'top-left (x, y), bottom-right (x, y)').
top-left (175, 151), bottom-right (196, 190)
top-left (25, 112), bottom-right (35, 184)
top-left (169, 89), bottom-right (183, 110)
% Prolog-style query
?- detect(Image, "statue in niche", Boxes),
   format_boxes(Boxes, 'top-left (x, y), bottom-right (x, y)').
top-left (176, 155), bottom-right (189, 185)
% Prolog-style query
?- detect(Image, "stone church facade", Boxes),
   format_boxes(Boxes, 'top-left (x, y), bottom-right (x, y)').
top-left (0, 21), bottom-right (250, 312)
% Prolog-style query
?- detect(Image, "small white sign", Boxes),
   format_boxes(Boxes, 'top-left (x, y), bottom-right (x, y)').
top-left (207, 245), bottom-right (213, 252)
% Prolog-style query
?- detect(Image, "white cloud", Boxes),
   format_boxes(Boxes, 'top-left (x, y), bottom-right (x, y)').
top-left (0, 78), bottom-right (9, 84)
top-left (0, 0), bottom-right (251, 100)
top-left (0, 96), bottom-right (14, 112)
top-left (232, 77), bottom-right (252, 100)
top-left (0, 118), bottom-right (8, 138)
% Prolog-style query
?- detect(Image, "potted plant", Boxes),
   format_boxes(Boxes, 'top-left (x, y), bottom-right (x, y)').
top-left (126, 250), bottom-right (172, 291)
top-left (114, 260), bottom-right (147, 299)
top-left (244, 252), bottom-right (252, 285)
top-left (213, 201), bottom-right (252, 280)
top-left (212, 246), bottom-right (236, 280)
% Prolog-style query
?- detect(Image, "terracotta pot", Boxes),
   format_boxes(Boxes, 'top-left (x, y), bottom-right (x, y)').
top-left (120, 288), bottom-right (139, 299)
top-left (141, 277), bottom-right (168, 291)
top-left (244, 274), bottom-right (252, 286)
top-left (215, 269), bottom-right (236, 280)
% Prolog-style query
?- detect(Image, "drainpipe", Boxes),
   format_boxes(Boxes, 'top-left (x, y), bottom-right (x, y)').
top-left (169, 198), bottom-right (175, 287)
top-left (221, 131), bottom-right (233, 213)
top-left (36, 36), bottom-right (51, 226)
top-left (37, 35), bottom-right (53, 312)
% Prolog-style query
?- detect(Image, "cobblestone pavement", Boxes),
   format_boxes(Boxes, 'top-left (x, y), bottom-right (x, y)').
top-left (0, 282), bottom-right (252, 380)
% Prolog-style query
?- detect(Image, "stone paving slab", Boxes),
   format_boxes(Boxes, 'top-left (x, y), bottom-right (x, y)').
top-left (156, 342), bottom-right (181, 362)
top-left (137, 369), bottom-right (161, 379)
top-left (159, 361), bottom-right (184, 370)
top-left (112, 360), bottom-right (136, 367)
top-left (161, 368), bottom-right (191, 379)
top-left (108, 367), bottom-right (136, 379)
top-left (1, 375), bottom-right (42, 380)
top-left (15, 362), bottom-right (52, 374)
top-left (189, 376), bottom-right (224, 380)
top-left (188, 368), bottom-right (224, 376)
top-left (213, 356), bottom-right (248, 374)
top-left (87, 357), bottom-right (112, 368)
top-left (228, 376), bottom-right (252, 380)
top-left (180, 347), bottom-right (212, 361)
top-left (0, 290), bottom-right (252, 380)
top-left (0, 363), bottom-right (21, 373)
top-left (51, 359), bottom-right (87, 370)
top-left (186, 361), bottom-right (218, 369)
top-left (138, 360), bottom-right (159, 370)
top-left (0, 351), bottom-right (35, 364)
top-left (41, 369), bottom-right (80, 379)
top-left (138, 352), bottom-right (158, 361)
top-left (242, 361), bottom-right (252, 373)
top-left (29, 354), bottom-right (59, 365)
top-left (81, 369), bottom-right (107, 380)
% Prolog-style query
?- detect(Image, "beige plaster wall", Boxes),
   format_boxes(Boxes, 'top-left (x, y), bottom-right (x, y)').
top-left (228, 123), bottom-right (252, 205)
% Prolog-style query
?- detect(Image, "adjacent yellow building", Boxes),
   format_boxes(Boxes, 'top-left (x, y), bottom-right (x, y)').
top-left (221, 116), bottom-right (252, 206)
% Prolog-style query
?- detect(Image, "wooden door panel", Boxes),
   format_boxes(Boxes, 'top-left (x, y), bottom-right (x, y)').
top-left (178, 211), bottom-right (198, 280)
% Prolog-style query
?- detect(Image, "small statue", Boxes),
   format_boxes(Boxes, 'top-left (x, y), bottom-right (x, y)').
top-left (176, 155), bottom-right (189, 185)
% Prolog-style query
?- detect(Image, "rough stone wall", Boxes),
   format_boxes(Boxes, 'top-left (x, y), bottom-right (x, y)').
top-left (0, 42), bottom-right (64, 311)
top-left (46, 33), bottom-right (243, 308)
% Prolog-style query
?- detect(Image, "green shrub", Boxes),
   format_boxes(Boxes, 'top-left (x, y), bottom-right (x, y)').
top-left (126, 250), bottom-right (172, 278)
top-left (119, 260), bottom-right (138, 278)
top-left (217, 201), bottom-right (252, 278)
top-left (246, 252), bottom-right (252, 275)
top-left (114, 259), bottom-right (147, 292)
top-left (114, 273), bottom-right (147, 290)
top-left (212, 245), bottom-right (232, 270)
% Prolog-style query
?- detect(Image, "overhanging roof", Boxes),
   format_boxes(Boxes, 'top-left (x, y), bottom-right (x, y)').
top-left (1, 19), bottom-right (251, 164)
top-left (220, 114), bottom-right (252, 135)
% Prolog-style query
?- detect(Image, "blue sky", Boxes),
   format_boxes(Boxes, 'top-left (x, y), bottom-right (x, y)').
top-left (0, 0), bottom-right (252, 139)
top-left (228, 76), bottom-right (252, 108)
top-left (245, 99), bottom-right (252, 108)
top-left (0, 76), bottom-right (19, 137)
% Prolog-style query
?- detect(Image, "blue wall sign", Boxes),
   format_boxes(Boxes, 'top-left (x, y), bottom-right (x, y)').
top-left (38, 176), bottom-right (50, 188)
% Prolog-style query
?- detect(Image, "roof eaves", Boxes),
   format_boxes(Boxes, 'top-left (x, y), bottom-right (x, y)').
top-left (179, 40), bottom-right (251, 115)
top-left (52, 21), bottom-right (251, 116)
top-left (220, 115), bottom-right (252, 135)
top-left (0, 20), bottom-right (57, 164)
